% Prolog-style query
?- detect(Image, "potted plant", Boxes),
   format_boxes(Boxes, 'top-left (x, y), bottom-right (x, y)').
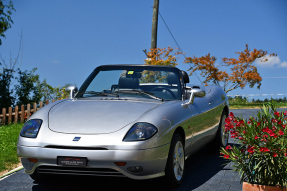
top-left (221, 102), bottom-right (287, 191)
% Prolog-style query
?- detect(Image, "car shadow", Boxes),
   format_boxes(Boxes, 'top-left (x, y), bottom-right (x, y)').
top-left (31, 145), bottom-right (235, 191)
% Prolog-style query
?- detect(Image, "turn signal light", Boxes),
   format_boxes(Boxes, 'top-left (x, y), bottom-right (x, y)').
top-left (28, 158), bottom-right (38, 163)
top-left (114, 162), bottom-right (127, 166)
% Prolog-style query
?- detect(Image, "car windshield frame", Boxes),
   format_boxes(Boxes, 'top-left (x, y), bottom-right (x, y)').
top-left (76, 65), bottom-right (185, 101)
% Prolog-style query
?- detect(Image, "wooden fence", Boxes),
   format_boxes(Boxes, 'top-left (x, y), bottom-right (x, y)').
top-left (0, 99), bottom-right (60, 126)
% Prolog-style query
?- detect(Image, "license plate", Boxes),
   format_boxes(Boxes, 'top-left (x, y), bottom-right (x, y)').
top-left (57, 156), bottom-right (87, 167)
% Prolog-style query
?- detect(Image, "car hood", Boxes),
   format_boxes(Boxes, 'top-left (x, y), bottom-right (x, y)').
top-left (48, 99), bottom-right (160, 134)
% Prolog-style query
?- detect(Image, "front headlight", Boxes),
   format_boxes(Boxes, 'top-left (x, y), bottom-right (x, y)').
top-left (20, 119), bottom-right (43, 138)
top-left (123, 122), bottom-right (158, 142)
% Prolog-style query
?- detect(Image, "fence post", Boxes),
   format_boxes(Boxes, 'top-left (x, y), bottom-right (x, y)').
top-left (20, 105), bottom-right (25, 123)
top-left (33, 103), bottom-right (37, 114)
top-left (2, 108), bottom-right (6, 125)
top-left (39, 101), bottom-right (43, 109)
top-left (8, 107), bottom-right (12, 124)
top-left (14, 106), bottom-right (19, 124)
top-left (27, 104), bottom-right (31, 120)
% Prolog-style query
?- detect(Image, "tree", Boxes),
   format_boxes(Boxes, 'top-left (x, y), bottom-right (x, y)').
top-left (14, 68), bottom-right (72, 105)
top-left (184, 44), bottom-right (276, 93)
top-left (143, 47), bottom-right (182, 83)
top-left (144, 46), bottom-right (182, 67)
top-left (0, 68), bottom-right (14, 108)
top-left (14, 68), bottom-right (42, 105)
top-left (0, 0), bottom-right (15, 45)
top-left (0, 0), bottom-right (16, 108)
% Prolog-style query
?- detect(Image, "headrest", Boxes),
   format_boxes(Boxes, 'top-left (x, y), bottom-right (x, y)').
top-left (118, 77), bottom-right (139, 89)
top-left (181, 70), bottom-right (190, 83)
top-left (167, 73), bottom-right (178, 85)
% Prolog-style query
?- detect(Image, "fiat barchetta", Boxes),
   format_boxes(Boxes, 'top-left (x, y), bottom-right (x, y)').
top-left (17, 64), bottom-right (229, 187)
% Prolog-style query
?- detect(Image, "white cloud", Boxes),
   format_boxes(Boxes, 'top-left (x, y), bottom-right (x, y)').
top-left (280, 61), bottom-right (287, 68)
top-left (256, 55), bottom-right (287, 68)
top-left (52, 60), bottom-right (60, 64)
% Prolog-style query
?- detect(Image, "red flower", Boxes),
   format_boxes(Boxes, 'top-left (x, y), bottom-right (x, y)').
top-left (279, 130), bottom-right (284, 136)
top-left (269, 131), bottom-right (276, 137)
top-left (226, 145), bottom-right (232, 150)
top-left (262, 127), bottom-right (270, 133)
top-left (229, 112), bottom-right (234, 117)
top-left (282, 125), bottom-right (286, 129)
top-left (274, 111), bottom-right (280, 117)
top-left (223, 154), bottom-right (230, 159)
top-left (284, 111), bottom-right (287, 116)
top-left (273, 153), bottom-right (278, 157)
top-left (247, 146), bottom-right (255, 154)
top-left (225, 117), bottom-right (231, 123)
top-left (254, 135), bottom-right (259, 140)
top-left (225, 122), bottom-right (234, 131)
top-left (257, 122), bottom-right (261, 127)
top-left (260, 147), bottom-right (270, 153)
top-left (263, 134), bottom-right (268, 138)
top-left (243, 130), bottom-right (247, 134)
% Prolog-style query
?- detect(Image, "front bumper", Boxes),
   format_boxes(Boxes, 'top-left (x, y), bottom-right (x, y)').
top-left (17, 143), bottom-right (170, 180)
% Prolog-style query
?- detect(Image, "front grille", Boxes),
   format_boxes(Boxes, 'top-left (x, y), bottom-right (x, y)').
top-left (37, 166), bottom-right (124, 177)
top-left (45, 145), bottom-right (108, 150)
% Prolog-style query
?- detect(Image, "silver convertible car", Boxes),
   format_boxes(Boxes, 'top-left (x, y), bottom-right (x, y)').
top-left (17, 64), bottom-right (229, 187)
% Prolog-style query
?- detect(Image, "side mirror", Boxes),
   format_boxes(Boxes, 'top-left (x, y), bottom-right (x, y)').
top-left (67, 86), bottom-right (78, 99)
top-left (181, 88), bottom-right (205, 108)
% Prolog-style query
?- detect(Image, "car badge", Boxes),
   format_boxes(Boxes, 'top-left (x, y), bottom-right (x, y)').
top-left (73, 137), bottom-right (81, 141)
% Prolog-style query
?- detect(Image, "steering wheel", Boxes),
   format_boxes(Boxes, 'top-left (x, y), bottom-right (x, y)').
top-left (150, 87), bottom-right (176, 99)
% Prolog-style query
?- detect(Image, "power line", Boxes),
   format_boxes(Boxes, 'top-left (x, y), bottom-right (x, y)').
top-left (158, 11), bottom-right (204, 86)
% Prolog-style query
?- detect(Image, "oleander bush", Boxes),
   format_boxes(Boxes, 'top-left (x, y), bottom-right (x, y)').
top-left (221, 102), bottom-right (287, 188)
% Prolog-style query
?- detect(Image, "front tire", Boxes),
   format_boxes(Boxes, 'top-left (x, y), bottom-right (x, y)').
top-left (165, 133), bottom-right (185, 188)
top-left (29, 170), bottom-right (43, 182)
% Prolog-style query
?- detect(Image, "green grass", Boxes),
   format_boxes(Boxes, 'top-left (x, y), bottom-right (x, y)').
top-left (228, 97), bottom-right (287, 109)
top-left (230, 103), bottom-right (287, 109)
top-left (0, 123), bottom-right (23, 172)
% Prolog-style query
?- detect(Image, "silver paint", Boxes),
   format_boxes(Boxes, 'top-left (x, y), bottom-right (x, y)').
top-left (17, 65), bottom-right (229, 180)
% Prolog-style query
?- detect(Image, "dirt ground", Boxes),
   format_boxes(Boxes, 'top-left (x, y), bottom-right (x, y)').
top-left (0, 162), bottom-right (22, 177)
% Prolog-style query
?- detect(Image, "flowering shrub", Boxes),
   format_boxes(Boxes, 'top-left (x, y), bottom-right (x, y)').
top-left (220, 102), bottom-right (287, 187)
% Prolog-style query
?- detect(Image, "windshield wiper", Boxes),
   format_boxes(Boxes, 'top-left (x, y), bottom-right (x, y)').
top-left (114, 89), bottom-right (163, 101)
top-left (83, 91), bottom-right (119, 97)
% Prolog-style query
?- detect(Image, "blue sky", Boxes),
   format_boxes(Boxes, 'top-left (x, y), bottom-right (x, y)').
top-left (1, 0), bottom-right (286, 100)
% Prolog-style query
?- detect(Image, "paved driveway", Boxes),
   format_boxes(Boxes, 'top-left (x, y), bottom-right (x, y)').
top-left (1, 108), bottom-right (286, 191)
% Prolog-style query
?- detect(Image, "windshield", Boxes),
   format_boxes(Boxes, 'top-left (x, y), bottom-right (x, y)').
top-left (76, 66), bottom-right (182, 101)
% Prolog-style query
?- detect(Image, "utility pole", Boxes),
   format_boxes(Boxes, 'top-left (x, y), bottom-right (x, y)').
top-left (151, 0), bottom-right (159, 50)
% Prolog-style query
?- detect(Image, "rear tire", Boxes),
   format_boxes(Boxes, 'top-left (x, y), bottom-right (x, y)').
top-left (213, 111), bottom-right (229, 150)
top-left (164, 133), bottom-right (185, 188)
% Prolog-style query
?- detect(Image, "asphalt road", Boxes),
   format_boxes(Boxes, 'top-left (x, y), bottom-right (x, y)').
top-left (1, 108), bottom-right (286, 191)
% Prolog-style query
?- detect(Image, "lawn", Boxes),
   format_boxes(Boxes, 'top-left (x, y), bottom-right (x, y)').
top-left (0, 123), bottom-right (23, 173)
top-left (228, 97), bottom-right (287, 109)
top-left (229, 103), bottom-right (287, 109)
